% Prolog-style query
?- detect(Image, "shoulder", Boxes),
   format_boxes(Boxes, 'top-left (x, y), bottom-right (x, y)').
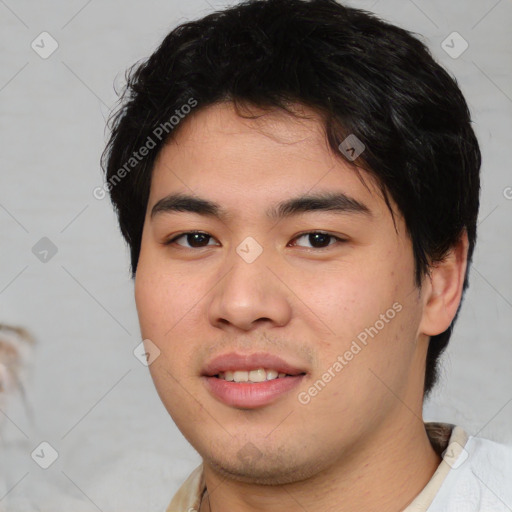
top-left (428, 432), bottom-right (512, 511)
top-left (166, 463), bottom-right (205, 512)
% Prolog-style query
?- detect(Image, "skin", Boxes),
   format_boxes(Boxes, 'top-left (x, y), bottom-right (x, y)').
top-left (134, 101), bottom-right (468, 512)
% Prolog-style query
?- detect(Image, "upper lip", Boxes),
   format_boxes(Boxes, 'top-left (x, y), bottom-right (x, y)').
top-left (201, 352), bottom-right (307, 377)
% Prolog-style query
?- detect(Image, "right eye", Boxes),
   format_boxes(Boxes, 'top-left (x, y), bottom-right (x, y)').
top-left (163, 231), bottom-right (219, 249)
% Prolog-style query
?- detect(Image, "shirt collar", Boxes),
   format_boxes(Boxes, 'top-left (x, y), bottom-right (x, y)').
top-left (166, 422), bottom-right (468, 512)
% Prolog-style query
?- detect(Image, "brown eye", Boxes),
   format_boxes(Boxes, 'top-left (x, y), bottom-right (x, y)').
top-left (166, 231), bottom-right (218, 248)
top-left (290, 231), bottom-right (346, 249)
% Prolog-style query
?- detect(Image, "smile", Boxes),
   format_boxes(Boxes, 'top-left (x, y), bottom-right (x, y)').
top-left (216, 368), bottom-right (293, 382)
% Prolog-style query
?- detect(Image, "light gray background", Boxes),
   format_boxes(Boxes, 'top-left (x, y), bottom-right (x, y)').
top-left (0, 0), bottom-right (511, 510)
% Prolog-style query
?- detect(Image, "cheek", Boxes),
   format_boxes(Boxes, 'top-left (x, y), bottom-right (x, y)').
top-left (135, 255), bottom-right (202, 336)
top-left (294, 270), bottom-right (420, 420)
top-left (134, 269), bottom-right (166, 337)
top-left (135, 264), bottom-right (202, 413)
top-left (299, 248), bottom-right (419, 369)
top-left (301, 263), bottom-right (397, 338)
top-left (134, 257), bottom-right (208, 378)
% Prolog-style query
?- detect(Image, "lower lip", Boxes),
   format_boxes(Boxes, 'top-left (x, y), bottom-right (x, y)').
top-left (202, 375), bottom-right (305, 409)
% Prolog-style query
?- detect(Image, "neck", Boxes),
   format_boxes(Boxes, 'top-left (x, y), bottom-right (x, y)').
top-left (199, 416), bottom-right (442, 512)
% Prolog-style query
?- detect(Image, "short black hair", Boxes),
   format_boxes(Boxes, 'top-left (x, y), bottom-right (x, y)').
top-left (101, 0), bottom-right (481, 399)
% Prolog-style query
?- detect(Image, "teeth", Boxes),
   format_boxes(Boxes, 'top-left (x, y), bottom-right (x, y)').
top-left (248, 369), bottom-right (266, 382)
top-left (217, 368), bottom-right (287, 382)
top-left (233, 370), bottom-right (248, 382)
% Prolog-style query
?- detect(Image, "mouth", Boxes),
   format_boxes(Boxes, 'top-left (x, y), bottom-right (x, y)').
top-left (213, 368), bottom-right (306, 382)
top-left (201, 351), bottom-right (307, 377)
top-left (201, 352), bottom-right (308, 409)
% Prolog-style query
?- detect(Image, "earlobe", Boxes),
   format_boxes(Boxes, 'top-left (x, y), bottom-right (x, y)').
top-left (419, 231), bottom-right (469, 337)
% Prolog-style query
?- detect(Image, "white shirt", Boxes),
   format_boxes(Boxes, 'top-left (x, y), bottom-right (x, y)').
top-left (166, 422), bottom-right (512, 512)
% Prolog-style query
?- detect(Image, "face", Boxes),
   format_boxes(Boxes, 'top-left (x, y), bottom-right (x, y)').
top-left (134, 101), bottom-right (430, 484)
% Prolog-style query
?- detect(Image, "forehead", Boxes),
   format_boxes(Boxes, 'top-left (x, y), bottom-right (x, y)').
top-left (149, 101), bottom-right (391, 221)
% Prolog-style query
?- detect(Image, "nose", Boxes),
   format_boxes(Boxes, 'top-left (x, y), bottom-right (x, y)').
top-left (207, 244), bottom-right (293, 332)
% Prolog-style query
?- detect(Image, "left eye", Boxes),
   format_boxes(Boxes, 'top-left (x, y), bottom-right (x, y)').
top-left (289, 232), bottom-right (346, 249)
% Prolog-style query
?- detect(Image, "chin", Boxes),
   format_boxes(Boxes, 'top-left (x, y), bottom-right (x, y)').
top-left (203, 447), bottom-right (324, 486)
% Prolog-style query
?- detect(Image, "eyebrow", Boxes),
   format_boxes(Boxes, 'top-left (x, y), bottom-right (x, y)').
top-left (150, 191), bottom-right (372, 221)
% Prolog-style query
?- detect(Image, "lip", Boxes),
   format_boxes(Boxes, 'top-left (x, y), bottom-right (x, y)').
top-left (203, 374), bottom-right (305, 409)
top-left (201, 352), bottom-right (308, 409)
top-left (201, 352), bottom-right (307, 377)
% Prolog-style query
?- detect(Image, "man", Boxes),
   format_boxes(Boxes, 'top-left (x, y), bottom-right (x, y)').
top-left (101, 0), bottom-right (512, 510)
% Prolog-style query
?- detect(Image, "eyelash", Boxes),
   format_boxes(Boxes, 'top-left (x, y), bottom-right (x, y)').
top-left (163, 230), bottom-right (348, 250)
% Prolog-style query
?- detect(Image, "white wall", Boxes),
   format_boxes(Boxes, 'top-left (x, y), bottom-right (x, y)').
top-left (0, 0), bottom-right (511, 510)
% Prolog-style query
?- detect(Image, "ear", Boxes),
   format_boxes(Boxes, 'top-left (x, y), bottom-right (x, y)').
top-left (418, 230), bottom-right (469, 337)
